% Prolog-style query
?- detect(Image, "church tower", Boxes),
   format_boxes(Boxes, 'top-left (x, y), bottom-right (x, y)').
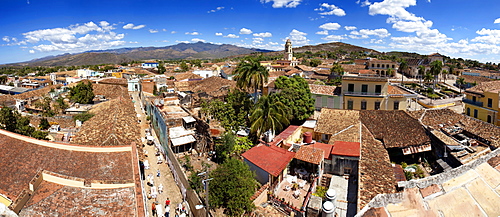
top-left (284, 39), bottom-right (293, 61)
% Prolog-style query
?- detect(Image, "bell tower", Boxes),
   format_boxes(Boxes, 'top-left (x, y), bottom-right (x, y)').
top-left (284, 39), bottom-right (293, 61)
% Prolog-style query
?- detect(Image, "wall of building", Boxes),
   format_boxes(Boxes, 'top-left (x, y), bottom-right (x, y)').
top-left (313, 94), bottom-right (342, 110)
top-left (243, 158), bottom-right (270, 185)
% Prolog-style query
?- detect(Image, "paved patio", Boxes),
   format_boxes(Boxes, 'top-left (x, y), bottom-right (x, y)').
top-left (274, 175), bottom-right (311, 209)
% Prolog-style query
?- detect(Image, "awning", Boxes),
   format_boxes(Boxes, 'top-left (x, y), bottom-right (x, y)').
top-left (182, 116), bottom-right (196, 123)
top-left (402, 144), bottom-right (432, 155)
top-left (171, 135), bottom-right (196, 146)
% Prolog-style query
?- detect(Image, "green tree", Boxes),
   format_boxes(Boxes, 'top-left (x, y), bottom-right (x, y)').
top-left (0, 76), bottom-right (7, 84)
top-left (39, 118), bottom-right (50, 130)
top-left (73, 112), bottom-right (95, 123)
top-left (309, 59), bottom-right (322, 67)
top-left (234, 59), bottom-right (269, 103)
top-left (209, 158), bottom-right (257, 216)
top-left (250, 95), bottom-right (289, 139)
top-left (430, 60), bottom-right (443, 87)
top-left (330, 62), bottom-right (344, 76)
top-left (418, 65), bottom-right (426, 86)
top-left (15, 116), bottom-right (34, 136)
top-left (273, 76), bottom-right (315, 124)
top-left (31, 131), bottom-right (49, 140)
top-left (424, 72), bottom-right (434, 85)
top-left (456, 77), bottom-right (466, 93)
top-left (0, 107), bottom-right (17, 132)
top-left (69, 81), bottom-right (94, 104)
top-left (55, 97), bottom-right (69, 113)
top-left (34, 96), bottom-right (55, 117)
top-left (157, 63), bottom-right (166, 74)
top-left (215, 132), bottom-right (237, 163)
top-left (387, 68), bottom-right (395, 77)
top-left (180, 62), bottom-right (189, 72)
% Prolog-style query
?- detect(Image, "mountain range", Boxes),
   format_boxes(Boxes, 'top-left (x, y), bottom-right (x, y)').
top-left (7, 41), bottom-right (380, 67)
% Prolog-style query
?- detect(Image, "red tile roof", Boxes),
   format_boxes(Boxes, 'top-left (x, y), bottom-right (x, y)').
top-left (295, 145), bottom-right (324, 165)
top-left (307, 142), bottom-right (333, 160)
top-left (332, 141), bottom-right (361, 157)
top-left (242, 144), bottom-right (295, 177)
top-left (273, 125), bottom-right (300, 144)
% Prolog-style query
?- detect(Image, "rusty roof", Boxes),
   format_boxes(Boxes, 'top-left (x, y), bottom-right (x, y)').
top-left (466, 80), bottom-right (500, 94)
top-left (294, 145), bottom-right (324, 165)
top-left (315, 109), bottom-right (360, 135)
top-left (360, 110), bottom-right (430, 148)
top-left (309, 84), bottom-right (338, 96)
top-left (72, 97), bottom-right (141, 147)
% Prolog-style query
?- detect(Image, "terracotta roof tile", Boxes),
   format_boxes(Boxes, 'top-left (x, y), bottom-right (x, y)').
top-left (309, 84), bottom-right (338, 96)
top-left (360, 110), bottom-right (430, 148)
top-left (306, 142), bottom-right (333, 160)
top-left (242, 144), bottom-right (295, 177)
top-left (295, 145), bottom-right (324, 165)
top-left (331, 141), bottom-right (360, 157)
top-left (466, 80), bottom-right (500, 94)
top-left (315, 109), bottom-right (359, 135)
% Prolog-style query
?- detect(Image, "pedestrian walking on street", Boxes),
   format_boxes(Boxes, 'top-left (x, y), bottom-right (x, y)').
top-left (165, 205), bottom-right (170, 217)
top-left (152, 202), bottom-right (157, 217)
top-left (157, 169), bottom-right (161, 177)
top-left (165, 198), bottom-right (170, 206)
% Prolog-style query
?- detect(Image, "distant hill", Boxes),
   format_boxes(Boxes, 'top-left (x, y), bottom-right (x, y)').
top-left (231, 42), bottom-right (382, 58)
top-left (9, 42), bottom-right (272, 66)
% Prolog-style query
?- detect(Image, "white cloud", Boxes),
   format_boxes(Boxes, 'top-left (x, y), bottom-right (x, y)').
top-left (215, 32), bottom-right (223, 36)
top-left (208, 6), bottom-right (225, 13)
top-left (370, 39), bottom-right (384, 44)
top-left (171, 31), bottom-right (177, 34)
top-left (253, 37), bottom-right (265, 44)
top-left (288, 29), bottom-right (309, 45)
top-left (20, 21), bottom-right (125, 53)
top-left (344, 26), bottom-right (357, 31)
top-left (224, 34), bottom-right (240, 38)
top-left (316, 30), bottom-right (329, 35)
top-left (471, 28), bottom-right (500, 44)
top-left (350, 28), bottom-right (391, 39)
top-left (149, 29), bottom-right (159, 33)
top-left (261, 0), bottom-right (301, 8)
top-left (319, 23), bottom-right (341, 30)
top-left (369, 0), bottom-right (421, 21)
top-left (239, 28), bottom-right (253, 34)
top-left (191, 38), bottom-right (205, 43)
top-left (129, 41), bottom-right (139, 44)
top-left (185, 31), bottom-right (200, 35)
top-left (176, 40), bottom-right (190, 43)
top-left (322, 34), bottom-right (347, 41)
top-left (123, 23), bottom-right (145, 30)
top-left (269, 42), bottom-right (279, 45)
top-left (253, 32), bottom-right (273, 38)
top-left (29, 50), bottom-right (35, 53)
top-left (2, 36), bottom-right (9, 42)
top-left (495, 18), bottom-right (500, 24)
top-left (314, 3), bottom-right (346, 16)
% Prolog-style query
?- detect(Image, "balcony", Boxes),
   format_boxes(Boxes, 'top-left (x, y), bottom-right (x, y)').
top-left (344, 91), bottom-right (382, 96)
top-left (462, 98), bottom-right (483, 107)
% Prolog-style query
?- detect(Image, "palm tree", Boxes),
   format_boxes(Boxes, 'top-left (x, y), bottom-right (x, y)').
top-left (399, 60), bottom-right (408, 84)
top-left (442, 70), bottom-right (449, 82)
top-left (424, 72), bottom-right (434, 85)
top-left (456, 77), bottom-right (465, 94)
top-left (418, 65), bottom-right (426, 86)
top-left (387, 68), bottom-right (394, 77)
top-left (250, 95), bottom-right (289, 139)
top-left (430, 60), bottom-right (443, 88)
top-left (234, 59), bottom-right (269, 103)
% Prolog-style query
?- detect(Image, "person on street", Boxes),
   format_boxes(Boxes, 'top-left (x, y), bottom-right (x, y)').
top-left (152, 202), bottom-right (157, 217)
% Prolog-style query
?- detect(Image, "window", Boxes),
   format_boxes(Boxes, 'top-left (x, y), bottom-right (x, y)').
top-left (348, 84), bottom-right (354, 92)
top-left (375, 85), bottom-right (382, 94)
top-left (466, 108), bottom-right (470, 116)
top-left (361, 101), bottom-right (367, 110)
top-left (473, 109), bottom-right (478, 118)
top-left (472, 96), bottom-right (476, 102)
top-left (347, 100), bottom-right (353, 110)
top-left (322, 134), bottom-right (330, 142)
top-left (343, 168), bottom-right (352, 175)
top-left (393, 101), bottom-right (400, 110)
top-left (361, 84), bottom-right (368, 93)
top-left (374, 101), bottom-right (381, 110)
top-left (488, 98), bottom-right (493, 107)
top-left (487, 115), bottom-right (492, 123)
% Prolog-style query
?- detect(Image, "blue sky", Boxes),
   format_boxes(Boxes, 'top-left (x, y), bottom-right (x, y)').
top-left (1, 0), bottom-right (500, 64)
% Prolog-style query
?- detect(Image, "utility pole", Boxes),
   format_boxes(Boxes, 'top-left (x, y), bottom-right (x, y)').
top-left (198, 171), bottom-right (213, 217)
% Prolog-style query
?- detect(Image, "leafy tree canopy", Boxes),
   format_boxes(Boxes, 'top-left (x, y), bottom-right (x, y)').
top-left (209, 158), bottom-right (257, 216)
top-left (68, 81), bottom-right (94, 104)
top-left (73, 112), bottom-right (95, 123)
top-left (201, 89), bottom-right (251, 132)
top-left (273, 76), bottom-right (315, 124)
top-left (39, 118), bottom-right (50, 130)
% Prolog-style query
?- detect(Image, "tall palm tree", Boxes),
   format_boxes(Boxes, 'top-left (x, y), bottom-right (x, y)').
top-left (442, 70), bottom-right (449, 82)
top-left (387, 68), bottom-right (394, 77)
top-left (399, 60), bottom-right (408, 83)
top-left (418, 65), bottom-right (426, 86)
top-left (234, 59), bottom-right (269, 103)
top-left (457, 77), bottom-right (465, 94)
top-left (250, 95), bottom-right (289, 139)
top-left (430, 60), bottom-right (443, 88)
top-left (424, 72), bottom-right (434, 85)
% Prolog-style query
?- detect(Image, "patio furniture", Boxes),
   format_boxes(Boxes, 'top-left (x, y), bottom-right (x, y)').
top-left (284, 185), bottom-right (291, 191)
top-left (293, 190), bottom-right (300, 198)
top-left (144, 160), bottom-right (150, 169)
top-left (286, 175), bottom-right (297, 183)
top-left (298, 180), bottom-right (306, 189)
top-left (151, 186), bottom-right (158, 199)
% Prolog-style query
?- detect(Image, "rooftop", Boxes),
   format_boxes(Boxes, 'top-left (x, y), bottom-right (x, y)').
top-left (466, 80), bottom-right (500, 94)
top-left (242, 144), bottom-right (295, 177)
top-left (309, 84), bottom-right (338, 96)
top-left (294, 145), bottom-right (324, 165)
top-left (331, 141), bottom-right (361, 157)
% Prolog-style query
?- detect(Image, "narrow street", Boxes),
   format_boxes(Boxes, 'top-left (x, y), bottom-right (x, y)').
top-left (130, 92), bottom-right (184, 217)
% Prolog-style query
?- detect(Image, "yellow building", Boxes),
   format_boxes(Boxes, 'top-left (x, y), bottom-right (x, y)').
top-left (342, 75), bottom-right (417, 110)
top-left (463, 80), bottom-right (500, 125)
